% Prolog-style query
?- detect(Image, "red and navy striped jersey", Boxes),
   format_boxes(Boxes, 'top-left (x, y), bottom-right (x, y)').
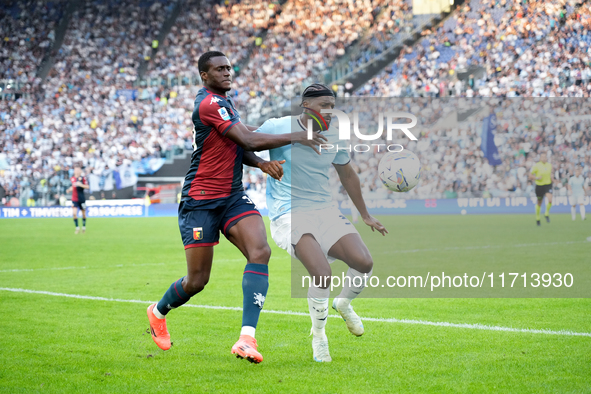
top-left (70, 176), bottom-right (87, 202)
top-left (182, 87), bottom-right (243, 201)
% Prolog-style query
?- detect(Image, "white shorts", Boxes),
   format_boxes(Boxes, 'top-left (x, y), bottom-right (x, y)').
top-left (569, 195), bottom-right (585, 205)
top-left (270, 206), bottom-right (359, 263)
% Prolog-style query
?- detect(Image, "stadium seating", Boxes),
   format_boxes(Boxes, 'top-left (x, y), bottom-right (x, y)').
top-left (1, 0), bottom-right (591, 207)
top-left (146, 0), bottom-right (276, 79)
top-left (0, 0), bottom-right (67, 82)
top-left (233, 0), bottom-right (386, 124)
top-left (48, 0), bottom-right (174, 88)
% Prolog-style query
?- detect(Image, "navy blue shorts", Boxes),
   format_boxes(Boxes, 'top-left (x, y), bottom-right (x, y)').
top-left (535, 184), bottom-right (552, 199)
top-left (178, 192), bottom-right (261, 249)
top-left (72, 201), bottom-right (86, 210)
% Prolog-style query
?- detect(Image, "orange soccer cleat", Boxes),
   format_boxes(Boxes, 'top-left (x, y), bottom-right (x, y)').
top-left (147, 303), bottom-right (171, 350)
top-left (231, 335), bottom-right (263, 364)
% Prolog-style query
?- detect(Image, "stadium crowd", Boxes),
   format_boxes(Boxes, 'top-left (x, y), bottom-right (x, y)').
top-left (49, 0), bottom-right (174, 89)
top-left (327, 99), bottom-right (591, 205)
top-left (147, 0), bottom-right (276, 79)
top-left (0, 84), bottom-right (195, 205)
top-left (340, 0), bottom-right (438, 75)
top-left (357, 0), bottom-right (591, 98)
top-left (233, 0), bottom-right (387, 123)
top-left (1, 0), bottom-right (590, 206)
top-left (0, 0), bottom-right (66, 83)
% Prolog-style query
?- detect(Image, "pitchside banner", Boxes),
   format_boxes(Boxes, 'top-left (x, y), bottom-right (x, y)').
top-left (0, 200), bottom-right (145, 218)
top-left (287, 97), bottom-right (591, 298)
top-left (338, 196), bottom-right (591, 215)
top-left (2, 197), bottom-right (589, 219)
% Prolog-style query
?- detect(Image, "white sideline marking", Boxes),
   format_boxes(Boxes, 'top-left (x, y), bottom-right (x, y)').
top-left (389, 240), bottom-right (588, 254)
top-left (1, 287), bottom-right (589, 338)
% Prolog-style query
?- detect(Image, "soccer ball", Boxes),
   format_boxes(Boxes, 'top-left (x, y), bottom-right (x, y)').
top-left (378, 150), bottom-right (421, 192)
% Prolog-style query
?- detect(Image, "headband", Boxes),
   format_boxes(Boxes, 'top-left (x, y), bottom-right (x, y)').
top-left (302, 88), bottom-right (335, 98)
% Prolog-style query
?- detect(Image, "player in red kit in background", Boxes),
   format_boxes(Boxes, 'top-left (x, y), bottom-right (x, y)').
top-left (66, 165), bottom-right (89, 234)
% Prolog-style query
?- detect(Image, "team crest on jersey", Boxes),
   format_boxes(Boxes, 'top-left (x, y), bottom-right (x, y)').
top-left (218, 107), bottom-right (230, 121)
top-left (210, 96), bottom-right (221, 105)
top-left (193, 227), bottom-right (203, 240)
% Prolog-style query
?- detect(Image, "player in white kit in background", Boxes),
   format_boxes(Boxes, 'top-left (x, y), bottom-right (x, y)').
top-left (568, 167), bottom-right (588, 221)
top-left (257, 84), bottom-right (388, 362)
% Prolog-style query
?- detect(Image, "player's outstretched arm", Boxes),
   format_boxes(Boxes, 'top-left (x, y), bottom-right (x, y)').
top-left (242, 151), bottom-right (285, 181)
top-left (334, 162), bottom-right (388, 236)
top-left (225, 122), bottom-right (327, 154)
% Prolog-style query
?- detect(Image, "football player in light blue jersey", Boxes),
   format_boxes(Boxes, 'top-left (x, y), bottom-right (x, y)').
top-left (257, 84), bottom-right (388, 362)
top-left (568, 167), bottom-right (587, 220)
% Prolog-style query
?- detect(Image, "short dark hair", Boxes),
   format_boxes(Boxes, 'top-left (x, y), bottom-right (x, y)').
top-left (302, 83), bottom-right (333, 97)
top-left (301, 83), bottom-right (335, 105)
top-left (198, 51), bottom-right (227, 74)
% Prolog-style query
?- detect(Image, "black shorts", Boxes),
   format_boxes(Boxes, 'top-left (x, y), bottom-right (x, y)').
top-left (72, 201), bottom-right (86, 210)
top-left (535, 184), bottom-right (552, 199)
top-left (178, 191), bottom-right (260, 249)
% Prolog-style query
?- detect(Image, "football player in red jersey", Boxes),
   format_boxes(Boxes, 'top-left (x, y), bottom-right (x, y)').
top-left (146, 51), bottom-right (326, 363)
top-left (66, 165), bottom-right (89, 234)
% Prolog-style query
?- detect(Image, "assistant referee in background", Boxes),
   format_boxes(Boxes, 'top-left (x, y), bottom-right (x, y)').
top-left (530, 151), bottom-right (555, 226)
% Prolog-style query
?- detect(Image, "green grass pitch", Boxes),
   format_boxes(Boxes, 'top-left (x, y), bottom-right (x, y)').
top-left (0, 214), bottom-right (589, 393)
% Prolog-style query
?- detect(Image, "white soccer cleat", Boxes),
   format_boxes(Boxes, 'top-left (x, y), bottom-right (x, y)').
top-left (74, 228), bottom-right (79, 235)
top-left (311, 332), bottom-right (332, 362)
top-left (332, 298), bottom-right (364, 336)
top-left (82, 227), bottom-right (86, 234)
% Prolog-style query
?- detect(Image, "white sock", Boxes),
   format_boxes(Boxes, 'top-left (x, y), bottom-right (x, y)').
top-left (337, 268), bottom-right (373, 307)
top-left (152, 304), bottom-right (166, 319)
top-left (308, 286), bottom-right (330, 337)
top-left (581, 205), bottom-right (586, 220)
top-left (240, 326), bottom-right (256, 338)
top-left (572, 206), bottom-right (577, 221)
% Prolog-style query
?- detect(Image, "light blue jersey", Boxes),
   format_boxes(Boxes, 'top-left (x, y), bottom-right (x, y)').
top-left (569, 175), bottom-right (586, 196)
top-left (256, 116), bottom-right (350, 221)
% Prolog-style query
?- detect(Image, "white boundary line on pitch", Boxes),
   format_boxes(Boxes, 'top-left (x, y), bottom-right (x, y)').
top-left (0, 287), bottom-right (589, 338)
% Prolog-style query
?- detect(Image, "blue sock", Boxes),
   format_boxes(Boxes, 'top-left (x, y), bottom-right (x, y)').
top-left (156, 277), bottom-right (190, 316)
top-left (82, 218), bottom-right (86, 226)
top-left (74, 218), bottom-right (78, 227)
top-left (242, 263), bottom-right (269, 328)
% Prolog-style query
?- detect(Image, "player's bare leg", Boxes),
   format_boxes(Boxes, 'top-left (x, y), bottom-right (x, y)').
top-left (72, 207), bottom-right (79, 234)
top-left (226, 215), bottom-right (270, 363)
top-left (148, 246), bottom-right (214, 351)
top-left (294, 234), bottom-right (332, 362)
top-left (182, 247), bottom-right (214, 296)
top-left (536, 197), bottom-right (543, 226)
top-left (81, 208), bottom-right (87, 233)
top-left (545, 192), bottom-right (552, 223)
top-left (327, 234), bottom-right (374, 337)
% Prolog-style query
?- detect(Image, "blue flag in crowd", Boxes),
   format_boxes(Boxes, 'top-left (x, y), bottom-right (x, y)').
top-left (481, 113), bottom-right (502, 166)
